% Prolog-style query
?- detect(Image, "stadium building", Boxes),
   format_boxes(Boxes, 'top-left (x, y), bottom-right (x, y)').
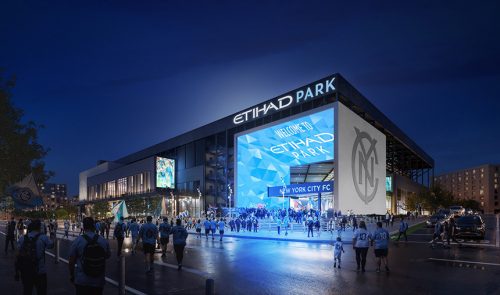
top-left (79, 73), bottom-right (434, 217)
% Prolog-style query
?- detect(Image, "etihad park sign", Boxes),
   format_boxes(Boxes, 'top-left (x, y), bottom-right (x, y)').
top-left (233, 76), bottom-right (336, 125)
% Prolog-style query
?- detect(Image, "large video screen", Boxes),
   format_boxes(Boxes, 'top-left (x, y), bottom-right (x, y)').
top-left (156, 157), bottom-right (175, 188)
top-left (236, 107), bottom-right (334, 208)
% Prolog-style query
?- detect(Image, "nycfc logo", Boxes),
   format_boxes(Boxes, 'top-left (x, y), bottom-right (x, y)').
top-left (15, 188), bottom-right (34, 203)
top-left (351, 127), bottom-right (379, 204)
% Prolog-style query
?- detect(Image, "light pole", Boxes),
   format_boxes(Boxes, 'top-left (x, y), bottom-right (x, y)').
top-left (197, 188), bottom-right (202, 218)
top-left (281, 177), bottom-right (288, 218)
top-left (227, 184), bottom-right (233, 218)
top-left (169, 191), bottom-right (175, 218)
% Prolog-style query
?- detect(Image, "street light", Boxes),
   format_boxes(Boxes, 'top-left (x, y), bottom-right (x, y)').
top-left (227, 184), bottom-right (233, 218)
top-left (197, 188), bottom-right (202, 218)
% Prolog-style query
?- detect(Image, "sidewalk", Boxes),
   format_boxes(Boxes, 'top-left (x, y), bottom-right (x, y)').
top-left (188, 217), bottom-right (426, 244)
top-left (0, 234), bottom-right (117, 295)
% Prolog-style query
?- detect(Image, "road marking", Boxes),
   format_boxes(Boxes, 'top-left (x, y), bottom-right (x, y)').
top-left (0, 231), bottom-right (148, 295)
top-left (154, 260), bottom-right (211, 277)
top-left (428, 257), bottom-right (500, 267)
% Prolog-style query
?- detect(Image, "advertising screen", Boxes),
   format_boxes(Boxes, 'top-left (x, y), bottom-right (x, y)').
top-left (156, 157), bottom-right (175, 188)
top-left (236, 107), bottom-right (334, 208)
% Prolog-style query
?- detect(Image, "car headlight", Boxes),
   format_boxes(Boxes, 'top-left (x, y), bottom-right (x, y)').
top-left (455, 227), bottom-right (461, 230)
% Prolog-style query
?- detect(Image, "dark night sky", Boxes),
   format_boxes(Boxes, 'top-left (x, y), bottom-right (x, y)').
top-left (1, 1), bottom-right (500, 196)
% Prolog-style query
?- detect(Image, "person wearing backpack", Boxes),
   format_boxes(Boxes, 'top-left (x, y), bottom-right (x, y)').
top-left (15, 219), bottom-right (54, 295)
top-left (138, 216), bottom-right (159, 273)
top-left (68, 217), bottom-right (110, 295)
top-left (171, 218), bottom-right (188, 270)
top-left (159, 217), bottom-right (172, 258)
top-left (5, 217), bottom-right (16, 254)
top-left (113, 217), bottom-right (126, 258)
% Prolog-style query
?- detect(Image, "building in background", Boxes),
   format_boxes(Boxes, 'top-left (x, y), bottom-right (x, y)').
top-left (79, 73), bottom-right (434, 217)
top-left (435, 164), bottom-right (500, 214)
top-left (40, 183), bottom-right (68, 205)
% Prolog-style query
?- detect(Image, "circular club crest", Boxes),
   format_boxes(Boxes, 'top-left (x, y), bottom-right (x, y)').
top-left (351, 127), bottom-right (379, 204)
top-left (15, 188), bottom-right (34, 203)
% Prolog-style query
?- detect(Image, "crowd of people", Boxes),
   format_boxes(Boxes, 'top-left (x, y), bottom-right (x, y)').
top-left (3, 208), bottom-right (416, 295)
top-left (4, 215), bottom-right (188, 295)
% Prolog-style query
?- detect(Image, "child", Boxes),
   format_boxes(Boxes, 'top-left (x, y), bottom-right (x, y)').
top-left (333, 236), bottom-right (345, 268)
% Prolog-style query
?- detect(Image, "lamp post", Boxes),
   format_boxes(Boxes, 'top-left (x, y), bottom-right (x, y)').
top-left (227, 184), bottom-right (233, 218)
top-left (197, 188), bottom-right (202, 218)
top-left (169, 191), bottom-right (175, 218)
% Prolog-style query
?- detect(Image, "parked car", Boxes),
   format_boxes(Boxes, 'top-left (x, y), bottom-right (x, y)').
top-left (426, 214), bottom-right (447, 228)
top-left (455, 215), bottom-right (485, 240)
top-left (449, 205), bottom-right (465, 217)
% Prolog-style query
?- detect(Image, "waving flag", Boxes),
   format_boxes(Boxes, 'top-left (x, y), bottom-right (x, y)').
top-left (8, 174), bottom-right (44, 209)
top-left (111, 200), bottom-right (129, 222)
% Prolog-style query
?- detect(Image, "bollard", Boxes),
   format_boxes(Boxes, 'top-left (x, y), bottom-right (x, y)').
top-left (55, 239), bottom-right (60, 264)
top-left (205, 278), bottom-right (215, 295)
top-left (118, 255), bottom-right (126, 295)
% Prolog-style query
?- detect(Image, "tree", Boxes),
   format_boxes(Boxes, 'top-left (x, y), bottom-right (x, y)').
top-left (418, 183), bottom-right (455, 213)
top-left (0, 70), bottom-right (53, 195)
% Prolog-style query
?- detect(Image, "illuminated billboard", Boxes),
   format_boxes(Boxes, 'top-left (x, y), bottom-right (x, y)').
top-left (156, 157), bottom-right (175, 188)
top-left (236, 107), bottom-right (334, 208)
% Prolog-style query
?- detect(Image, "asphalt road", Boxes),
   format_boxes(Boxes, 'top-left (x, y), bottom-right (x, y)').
top-left (3, 215), bottom-right (499, 294)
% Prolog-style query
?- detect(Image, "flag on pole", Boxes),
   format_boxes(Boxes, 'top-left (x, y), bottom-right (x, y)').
top-left (111, 200), bottom-right (129, 222)
top-left (8, 174), bottom-right (44, 209)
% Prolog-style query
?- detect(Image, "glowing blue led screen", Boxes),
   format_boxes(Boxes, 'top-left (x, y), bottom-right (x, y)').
top-left (156, 157), bottom-right (175, 189)
top-left (236, 108), bottom-right (334, 208)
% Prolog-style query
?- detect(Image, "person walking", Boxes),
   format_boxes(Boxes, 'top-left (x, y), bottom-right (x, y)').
top-left (396, 217), bottom-right (409, 242)
top-left (17, 218), bottom-right (25, 240)
top-left (139, 216), bottom-right (159, 273)
top-left (352, 220), bottom-right (371, 272)
top-left (203, 218), bottom-right (211, 240)
top-left (104, 220), bottom-right (110, 240)
top-left (307, 218), bottom-right (314, 238)
top-left (235, 218), bottom-right (241, 232)
top-left (431, 221), bottom-right (444, 248)
top-left (113, 217), bottom-right (126, 258)
top-left (5, 217), bottom-right (16, 254)
top-left (333, 236), bottom-right (345, 269)
top-left (171, 219), bottom-right (188, 270)
top-left (210, 218), bottom-right (217, 240)
top-left (276, 218), bottom-right (282, 235)
top-left (159, 218), bottom-right (172, 258)
top-left (229, 219), bottom-right (235, 232)
top-left (195, 219), bottom-right (202, 238)
top-left (68, 217), bottom-right (111, 295)
top-left (15, 219), bottom-right (54, 295)
top-left (352, 216), bottom-right (358, 231)
top-left (385, 212), bottom-right (390, 227)
top-left (218, 218), bottom-right (225, 241)
top-left (64, 220), bottom-right (70, 239)
top-left (390, 213), bottom-right (395, 227)
top-left (372, 221), bottom-right (390, 273)
top-left (128, 218), bottom-right (140, 254)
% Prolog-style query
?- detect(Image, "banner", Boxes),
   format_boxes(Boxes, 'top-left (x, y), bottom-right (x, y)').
top-left (8, 174), bottom-right (44, 209)
top-left (111, 200), bottom-right (129, 222)
top-left (268, 181), bottom-right (334, 197)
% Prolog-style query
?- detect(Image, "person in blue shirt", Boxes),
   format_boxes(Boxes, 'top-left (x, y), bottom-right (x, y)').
top-left (372, 221), bottom-right (390, 273)
top-left (68, 217), bottom-right (111, 295)
top-left (203, 218), bottom-right (211, 240)
top-left (333, 236), bottom-right (345, 268)
top-left (352, 220), bottom-right (371, 272)
top-left (139, 216), bottom-right (159, 273)
top-left (159, 217), bottom-right (172, 258)
top-left (128, 218), bottom-right (140, 254)
top-left (114, 217), bottom-right (126, 258)
top-left (218, 219), bottom-right (225, 241)
top-left (171, 219), bottom-right (188, 270)
top-left (16, 219), bottom-right (54, 295)
top-left (210, 218), bottom-right (217, 240)
top-left (396, 217), bottom-right (409, 242)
